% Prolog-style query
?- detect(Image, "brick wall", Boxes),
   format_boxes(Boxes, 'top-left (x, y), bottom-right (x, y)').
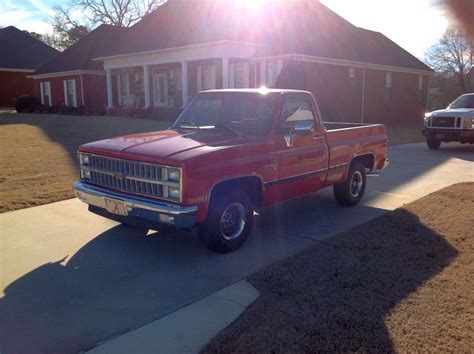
top-left (0, 71), bottom-right (34, 107)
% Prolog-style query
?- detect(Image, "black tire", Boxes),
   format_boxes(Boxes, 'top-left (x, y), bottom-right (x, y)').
top-left (197, 190), bottom-right (253, 253)
top-left (427, 137), bottom-right (441, 150)
top-left (333, 162), bottom-right (367, 206)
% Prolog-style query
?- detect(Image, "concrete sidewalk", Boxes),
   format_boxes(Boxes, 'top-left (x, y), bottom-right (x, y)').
top-left (1, 143), bottom-right (473, 353)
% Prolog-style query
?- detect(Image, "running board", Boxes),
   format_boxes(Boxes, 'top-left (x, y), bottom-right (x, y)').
top-left (366, 172), bottom-right (380, 177)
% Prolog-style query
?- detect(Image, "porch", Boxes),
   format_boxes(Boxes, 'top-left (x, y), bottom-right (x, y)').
top-left (101, 41), bottom-right (284, 109)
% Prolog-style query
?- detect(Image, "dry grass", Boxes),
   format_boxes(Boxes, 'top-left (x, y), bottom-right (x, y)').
top-left (203, 183), bottom-right (474, 353)
top-left (0, 113), bottom-right (169, 213)
top-left (385, 123), bottom-right (425, 146)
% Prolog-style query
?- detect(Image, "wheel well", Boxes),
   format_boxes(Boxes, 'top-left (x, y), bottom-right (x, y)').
top-left (352, 154), bottom-right (374, 171)
top-left (210, 176), bottom-right (264, 208)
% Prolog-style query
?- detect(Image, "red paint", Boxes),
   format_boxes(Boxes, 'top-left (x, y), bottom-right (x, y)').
top-left (79, 90), bottom-right (388, 222)
top-left (34, 74), bottom-right (106, 108)
top-left (0, 71), bottom-right (34, 107)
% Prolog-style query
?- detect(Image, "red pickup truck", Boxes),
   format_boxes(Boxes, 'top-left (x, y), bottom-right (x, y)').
top-left (74, 89), bottom-right (389, 252)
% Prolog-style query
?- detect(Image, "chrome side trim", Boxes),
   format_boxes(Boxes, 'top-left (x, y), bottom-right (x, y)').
top-left (74, 181), bottom-right (197, 216)
top-left (264, 162), bottom-right (349, 187)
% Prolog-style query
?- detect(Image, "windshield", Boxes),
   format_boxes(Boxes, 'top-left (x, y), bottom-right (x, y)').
top-left (173, 92), bottom-right (276, 136)
top-left (448, 94), bottom-right (474, 109)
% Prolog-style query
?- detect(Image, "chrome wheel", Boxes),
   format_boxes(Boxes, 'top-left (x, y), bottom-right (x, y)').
top-left (220, 203), bottom-right (246, 240)
top-left (350, 171), bottom-right (363, 198)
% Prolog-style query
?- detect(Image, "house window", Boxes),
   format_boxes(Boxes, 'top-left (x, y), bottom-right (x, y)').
top-left (385, 72), bottom-right (392, 102)
top-left (40, 81), bottom-right (51, 106)
top-left (349, 68), bottom-right (356, 85)
top-left (198, 65), bottom-right (216, 91)
top-left (233, 62), bottom-right (249, 88)
top-left (63, 79), bottom-right (77, 107)
top-left (418, 75), bottom-right (424, 101)
top-left (118, 73), bottom-right (130, 106)
top-left (266, 61), bottom-right (282, 88)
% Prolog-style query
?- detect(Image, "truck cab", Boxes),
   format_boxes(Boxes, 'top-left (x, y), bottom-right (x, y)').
top-left (74, 89), bottom-right (388, 253)
top-left (423, 93), bottom-right (474, 149)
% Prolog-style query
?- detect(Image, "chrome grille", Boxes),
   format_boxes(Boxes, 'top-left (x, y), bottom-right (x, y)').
top-left (83, 154), bottom-right (179, 201)
top-left (431, 116), bottom-right (456, 128)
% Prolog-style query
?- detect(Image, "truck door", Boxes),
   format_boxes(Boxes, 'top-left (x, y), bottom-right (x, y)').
top-left (272, 94), bottom-right (329, 202)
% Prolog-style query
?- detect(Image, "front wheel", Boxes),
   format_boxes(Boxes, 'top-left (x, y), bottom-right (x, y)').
top-left (427, 137), bottom-right (441, 150)
top-left (333, 162), bottom-right (367, 206)
top-left (197, 191), bottom-right (253, 253)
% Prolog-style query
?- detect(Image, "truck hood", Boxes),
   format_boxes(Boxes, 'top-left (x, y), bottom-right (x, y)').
top-left (79, 129), bottom-right (255, 164)
top-left (430, 108), bottom-right (474, 118)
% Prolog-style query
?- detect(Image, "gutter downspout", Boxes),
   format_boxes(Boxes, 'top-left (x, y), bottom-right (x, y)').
top-left (361, 68), bottom-right (366, 123)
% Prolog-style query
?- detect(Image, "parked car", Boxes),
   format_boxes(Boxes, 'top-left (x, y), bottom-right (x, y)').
top-left (422, 92), bottom-right (474, 149)
top-left (74, 89), bottom-right (389, 253)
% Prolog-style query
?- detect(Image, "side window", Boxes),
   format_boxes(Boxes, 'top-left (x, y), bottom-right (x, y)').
top-left (280, 97), bottom-right (315, 131)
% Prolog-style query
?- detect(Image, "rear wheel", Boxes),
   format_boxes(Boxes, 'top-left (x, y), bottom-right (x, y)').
top-left (427, 137), bottom-right (441, 150)
top-left (333, 162), bottom-right (367, 206)
top-left (197, 191), bottom-right (253, 253)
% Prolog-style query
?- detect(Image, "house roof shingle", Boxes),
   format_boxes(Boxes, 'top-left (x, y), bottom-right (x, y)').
top-left (34, 0), bottom-right (432, 75)
top-left (33, 24), bottom-right (128, 75)
top-left (0, 26), bottom-right (59, 70)
top-left (104, 0), bottom-right (432, 72)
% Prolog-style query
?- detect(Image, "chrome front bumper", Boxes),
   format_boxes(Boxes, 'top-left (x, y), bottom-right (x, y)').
top-left (73, 181), bottom-right (197, 228)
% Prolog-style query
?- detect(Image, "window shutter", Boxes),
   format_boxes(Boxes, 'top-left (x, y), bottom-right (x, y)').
top-left (210, 65), bottom-right (216, 89)
top-left (40, 82), bottom-right (44, 105)
top-left (63, 80), bottom-right (68, 106)
top-left (197, 65), bottom-right (202, 92)
top-left (71, 80), bottom-right (77, 107)
top-left (243, 62), bottom-right (250, 87)
top-left (230, 63), bottom-right (235, 88)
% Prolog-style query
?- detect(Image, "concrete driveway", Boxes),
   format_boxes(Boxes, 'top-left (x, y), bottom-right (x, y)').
top-left (1, 142), bottom-right (473, 353)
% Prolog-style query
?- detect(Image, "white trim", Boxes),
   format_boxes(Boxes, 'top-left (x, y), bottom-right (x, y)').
top-left (80, 74), bottom-right (85, 106)
top-left (94, 40), bottom-right (263, 62)
top-left (40, 82), bottom-right (44, 105)
top-left (63, 80), bottom-right (68, 106)
top-left (0, 68), bottom-right (35, 73)
top-left (29, 70), bottom-right (105, 79)
top-left (252, 54), bottom-right (434, 76)
top-left (106, 69), bottom-right (113, 108)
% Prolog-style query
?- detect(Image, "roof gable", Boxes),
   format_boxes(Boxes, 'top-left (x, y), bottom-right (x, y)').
top-left (33, 24), bottom-right (129, 75)
top-left (0, 26), bottom-right (59, 70)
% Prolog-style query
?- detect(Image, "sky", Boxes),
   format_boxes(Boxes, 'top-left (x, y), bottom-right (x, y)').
top-left (0, 0), bottom-right (450, 61)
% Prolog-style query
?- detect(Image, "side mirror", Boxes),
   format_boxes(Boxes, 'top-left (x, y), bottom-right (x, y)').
top-left (284, 121), bottom-right (315, 147)
top-left (294, 121), bottom-right (315, 135)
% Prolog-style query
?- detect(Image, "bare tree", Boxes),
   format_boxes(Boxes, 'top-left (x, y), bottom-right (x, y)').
top-left (50, 0), bottom-right (164, 50)
top-left (426, 26), bottom-right (473, 92)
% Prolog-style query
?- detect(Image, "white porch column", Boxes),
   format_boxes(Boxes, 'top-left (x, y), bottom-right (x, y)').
top-left (260, 60), bottom-right (266, 87)
top-left (222, 57), bottom-right (230, 89)
top-left (181, 61), bottom-right (188, 107)
top-left (106, 68), bottom-right (113, 108)
top-left (143, 65), bottom-right (151, 108)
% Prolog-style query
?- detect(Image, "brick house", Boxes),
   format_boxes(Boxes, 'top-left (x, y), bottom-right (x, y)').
top-left (31, 25), bottom-right (127, 109)
top-left (33, 0), bottom-right (433, 124)
top-left (0, 26), bottom-right (58, 108)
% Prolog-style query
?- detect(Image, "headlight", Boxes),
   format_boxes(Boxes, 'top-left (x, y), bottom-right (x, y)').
top-left (168, 186), bottom-right (181, 200)
top-left (80, 168), bottom-right (91, 180)
top-left (79, 153), bottom-right (89, 166)
top-left (168, 168), bottom-right (180, 182)
top-left (464, 118), bottom-right (474, 129)
top-left (423, 114), bottom-right (431, 127)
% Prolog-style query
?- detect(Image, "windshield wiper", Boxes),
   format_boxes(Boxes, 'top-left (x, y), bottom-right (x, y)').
top-left (178, 121), bottom-right (200, 129)
top-left (218, 123), bottom-right (245, 136)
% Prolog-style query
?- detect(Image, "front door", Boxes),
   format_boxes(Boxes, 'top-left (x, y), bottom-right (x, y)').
top-left (273, 94), bottom-right (329, 201)
top-left (153, 72), bottom-right (168, 107)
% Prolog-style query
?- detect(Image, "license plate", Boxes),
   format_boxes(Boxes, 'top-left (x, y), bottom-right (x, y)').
top-left (436, 133), bottom-right (445, 139)
top-left (105, 198), bottom-right (128, 216)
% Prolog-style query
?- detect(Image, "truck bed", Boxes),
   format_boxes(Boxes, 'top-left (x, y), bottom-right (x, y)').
top-left (323, 122), bottom-right (388, 173)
